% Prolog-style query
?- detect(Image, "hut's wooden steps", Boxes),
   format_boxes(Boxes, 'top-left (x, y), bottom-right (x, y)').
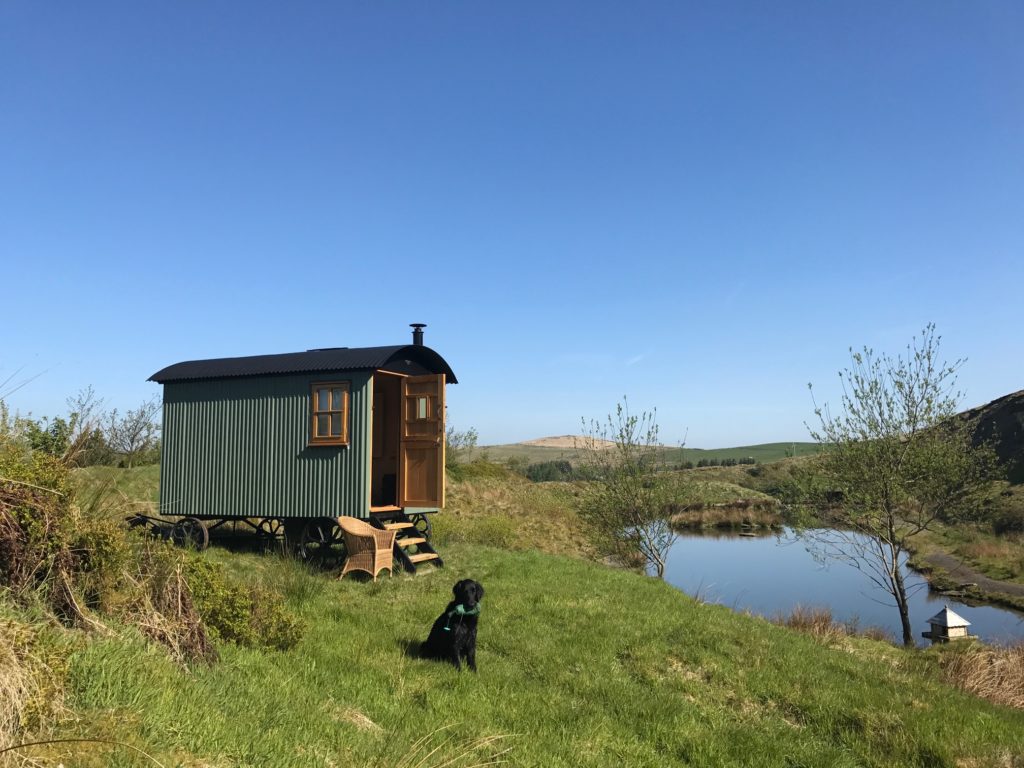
top-left (372, 512), bottom-right (444, 573)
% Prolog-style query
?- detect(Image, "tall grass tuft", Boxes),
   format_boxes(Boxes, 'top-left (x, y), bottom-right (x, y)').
top-left (774, 605), bottom-right (847, 644)
top-left (0, 619), bottom-right (36, 753)
top-left (773, 605), bottom-right (893, 645)
top-left (938, 643), bottom-right (1024, 709)
top-left (0, 615), bottom-right (68, 758)
top-left (385, 725), bottom-right (512, 768)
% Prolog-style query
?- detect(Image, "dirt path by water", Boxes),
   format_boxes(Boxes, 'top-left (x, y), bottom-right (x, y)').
top-left (924, 552), bottom-right (1024, 599)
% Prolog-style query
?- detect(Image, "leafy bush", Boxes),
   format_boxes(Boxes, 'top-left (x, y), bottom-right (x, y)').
top-left (185, 558), bottom-right (302, 651)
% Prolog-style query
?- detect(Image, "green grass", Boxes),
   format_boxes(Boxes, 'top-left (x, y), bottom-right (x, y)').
top-left (36, 544), bottom-right (1024, 767)
top-left (664, 476), bottom-right (778, 506)
top-left (441, 462), bottom-right (590, 558)
top-left (665, 442), bottom-right (821, 465)
top-left (73, 464), bottom-right (160, 510)
top-left (24, 463), bottom-right (1021, 766)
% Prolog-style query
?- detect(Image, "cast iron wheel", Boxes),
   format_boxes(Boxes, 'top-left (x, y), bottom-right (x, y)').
top-left (171, 517), bottom-right (209, 550)
top-left (410, 513), bottom-right (432, 541)
top-left (299, 518), bottom-right (345, 567)
top-left (256, 517), bottom-right (284, 539)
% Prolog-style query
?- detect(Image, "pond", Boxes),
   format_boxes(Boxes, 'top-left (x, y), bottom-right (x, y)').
top-left (662, 528), bottom-right (1024, 646)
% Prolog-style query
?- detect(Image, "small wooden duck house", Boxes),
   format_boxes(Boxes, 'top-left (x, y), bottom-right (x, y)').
top-left (922, 605), bottom-right (971, 644)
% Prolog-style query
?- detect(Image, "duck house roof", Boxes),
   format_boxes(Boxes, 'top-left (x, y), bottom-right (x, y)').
top-left (927, 605), bottom-right (970, 628)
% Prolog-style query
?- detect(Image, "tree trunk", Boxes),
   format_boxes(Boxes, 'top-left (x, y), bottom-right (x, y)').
top-left (651, 553), bottom-right (665, 579)
top-left (893, 564), bottom-right (914, 647)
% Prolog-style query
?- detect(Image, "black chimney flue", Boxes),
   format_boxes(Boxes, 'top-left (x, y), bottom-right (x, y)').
top-left (410, 323), bottom-right (426, 346)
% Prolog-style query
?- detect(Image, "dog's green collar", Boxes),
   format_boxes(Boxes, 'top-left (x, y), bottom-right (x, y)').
top-left (444, 603), bottom-right (481, 631)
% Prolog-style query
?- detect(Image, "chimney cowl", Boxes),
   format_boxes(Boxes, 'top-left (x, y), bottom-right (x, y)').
top-left (410, 323), bottom-right (426, 346)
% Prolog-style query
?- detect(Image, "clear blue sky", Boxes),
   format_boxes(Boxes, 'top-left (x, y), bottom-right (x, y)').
top-left (2, 3), bottom-right (1021, 447)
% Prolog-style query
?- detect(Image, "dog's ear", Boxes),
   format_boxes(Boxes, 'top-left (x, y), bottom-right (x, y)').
top-left (452, 579), bottom-right (467, 597)
top-left (475, 582), bottom-right (484, 601)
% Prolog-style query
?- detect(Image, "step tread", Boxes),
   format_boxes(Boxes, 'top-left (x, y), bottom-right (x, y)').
top-left (398, 536), bottom-right (427, 547)
top-left (408, 552), bottom-right (440, 563)
top-left (383, 522), bottom-right (414, 530)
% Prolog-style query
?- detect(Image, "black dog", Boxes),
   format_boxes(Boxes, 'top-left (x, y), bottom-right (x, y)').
top-left (421, 579), bottom-right (484, 672)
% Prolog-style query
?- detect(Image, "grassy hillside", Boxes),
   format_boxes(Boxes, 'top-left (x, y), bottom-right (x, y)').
top-left (29, 544), bottom-right (1024, 767)
top-left (14, 462), bottom-right (1014, 767)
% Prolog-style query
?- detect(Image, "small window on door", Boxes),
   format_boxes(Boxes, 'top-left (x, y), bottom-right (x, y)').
top-left (310, 382), bottom-right (349, 445)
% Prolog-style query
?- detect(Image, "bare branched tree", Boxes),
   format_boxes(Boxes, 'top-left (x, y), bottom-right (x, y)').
top-left (63, 386), bottom-right (107, 466)
top-left (107, 397), bottom-right (161, 469)
top-left (803, 324), bottom-right (997, 646)
top-left (445, 423), bottom-right (479, 468)
top-left (577, 398), bottom-right (676, 579)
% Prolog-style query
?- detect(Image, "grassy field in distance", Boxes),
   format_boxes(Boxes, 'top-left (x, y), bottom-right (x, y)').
top-left (478, 440), bottom-right (820, 465)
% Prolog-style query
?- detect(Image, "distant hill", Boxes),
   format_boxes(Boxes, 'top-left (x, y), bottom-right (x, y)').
top-left (520, 435), bottom-right (615, 449)
top-left (479, 438), bottom-right (820, 465)
top-left (480, 388), bottom-right (1024, 473)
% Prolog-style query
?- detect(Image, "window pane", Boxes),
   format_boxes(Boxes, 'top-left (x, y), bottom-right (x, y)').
top-left (332, 388), bottom-right (344, 410)
top-left (417, 397), bottom-right (428, 420)
top-left (317, 415), bottom-right (330, 437)
top-left (317, 389), bottom-right (329, 412)
top-left (331, 414), bottom-right (342, 436)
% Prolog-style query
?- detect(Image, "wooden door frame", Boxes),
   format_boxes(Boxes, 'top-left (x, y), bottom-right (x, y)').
top-left (369, 371), bottom-right (407, 513)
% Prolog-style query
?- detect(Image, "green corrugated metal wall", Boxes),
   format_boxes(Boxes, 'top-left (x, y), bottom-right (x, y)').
top-left (160, 371), bottom-right (372, 519)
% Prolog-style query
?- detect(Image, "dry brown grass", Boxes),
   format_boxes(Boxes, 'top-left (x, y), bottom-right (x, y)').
top-left (962, 540), bottom-right (1018, 561)
top-left (939, 644), bottom-right (1024, 710)
top-left (774, 606), bottom-right (847, 644)
top-left (124, 551), bottom-right (216, 666)
top-left (772, 605), bottom-right (893, 646)
top-left (390, 725), bottom-right (512, 768)
top-left (668, 502), bottom-right (781, 531)
top-left (0, 619), bottom-right (35, 753)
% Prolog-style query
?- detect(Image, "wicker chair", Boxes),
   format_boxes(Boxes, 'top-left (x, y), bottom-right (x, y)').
top-left (337, 516), bottom-right (397, 581)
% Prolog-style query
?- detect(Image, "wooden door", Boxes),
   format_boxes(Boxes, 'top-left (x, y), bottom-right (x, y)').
top-left (399, 374), bottom-right (446, 508)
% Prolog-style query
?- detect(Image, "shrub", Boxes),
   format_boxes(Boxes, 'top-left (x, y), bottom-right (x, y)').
top-left (992, 506), bottom-right (1024, 535)
top-left (185, 557), bottom-right (302, 651)
top-left (524, 460), bottom-right (574, 482)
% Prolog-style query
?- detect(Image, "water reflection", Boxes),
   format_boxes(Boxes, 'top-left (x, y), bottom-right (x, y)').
top-left (662, 527), bottom-right (1024, 645)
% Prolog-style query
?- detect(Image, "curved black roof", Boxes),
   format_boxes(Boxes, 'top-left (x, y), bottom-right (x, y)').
top-left (149, 345), bottom-right (458, 384)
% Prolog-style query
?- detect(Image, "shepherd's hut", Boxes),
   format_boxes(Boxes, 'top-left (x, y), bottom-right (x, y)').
top-left (147, 323), bottom-right (455, 571)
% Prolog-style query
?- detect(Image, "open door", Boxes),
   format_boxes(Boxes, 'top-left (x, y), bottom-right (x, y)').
top-left (399, 374), bottom-right (445, 508)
